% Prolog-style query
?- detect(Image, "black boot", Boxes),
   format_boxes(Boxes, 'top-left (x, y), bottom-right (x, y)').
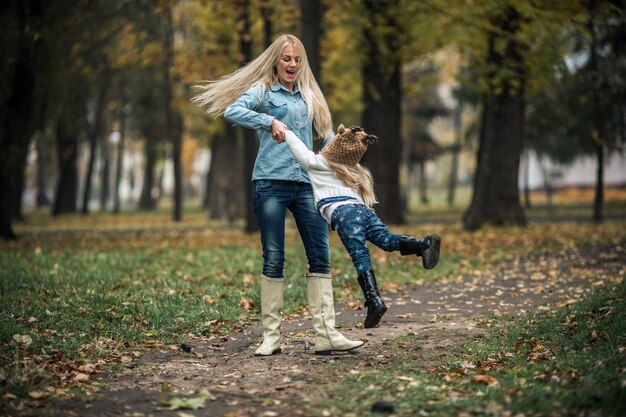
top-left (399, 234), bottom-right (441, 270)
top-left (357, 271), bottom-right (387, 329)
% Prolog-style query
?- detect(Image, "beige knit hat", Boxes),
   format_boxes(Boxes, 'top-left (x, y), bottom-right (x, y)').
top-left (320, 124), bottom-right (378, 165)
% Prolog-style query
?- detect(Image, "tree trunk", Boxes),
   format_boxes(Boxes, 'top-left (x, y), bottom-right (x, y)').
top-left (261, 0), bottom-right (273, 48)
top-left (0, 0), bottom-right (40, 239)
top-left (171, 111), bottom-right (184, 220)
top-left (361, 0), bottom-right (403, 224)
top-left (593, 143), bottom-right (604, 222)
top-left (82, 60), bottom-right (111, 214)
top-left (138, 136), bottom-right (158, 210)
top-left (418, 161), bottom-right (429, 205)
top-left (588, 11), bottom-right (604, 223)
top-left (113, 83), bottom-right (128, 214)
top-left (301, 0), bottom-right (321, 79)
top-left (52, 116), bottom-right (79, 215)
top-left (12, 142), bottom-right (29, 221)
top-left (462, 7), bottom-right (527, 231)
top-left (463, 93), bottom-right (527, 230)
top-left (207, 124), bottom-right (244, 221)
top-left (36, 134), bottom-right (52, 207)
top-left (238, 0), bottom-right (260, 232)
top-left (301, 0), bottom-right (325, 155)
top-left (99, 134), bottom-right (111, 210)
top-left (522, 149), bottom-right (532, 209)
top-left (447, 99), bottom-right (463, 206)
top-left (162, 6), bottom-right (183, 222)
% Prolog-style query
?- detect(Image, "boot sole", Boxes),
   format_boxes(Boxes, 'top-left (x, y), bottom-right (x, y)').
top-left (364, 305), bottom-right (388, 329)
top-left (423, 234), bottom-right (441, 270)
top-left (315, 342), bottom-right (365, 356)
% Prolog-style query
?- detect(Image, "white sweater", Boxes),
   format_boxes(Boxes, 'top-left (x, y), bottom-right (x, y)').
top-left (284, 131), bottom-right (363, 216)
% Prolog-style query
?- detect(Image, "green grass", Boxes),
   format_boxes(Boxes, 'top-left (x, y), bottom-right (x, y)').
top-left (314, 281), bottom-right (626, 417)
top-left (1, 208), bottom-right (625, 413)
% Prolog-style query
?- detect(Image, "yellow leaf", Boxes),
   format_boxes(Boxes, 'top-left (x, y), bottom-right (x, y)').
top-left (472, 374), bottom-right (498, 386)
top-left (239, 298), bottom-right (255, 311)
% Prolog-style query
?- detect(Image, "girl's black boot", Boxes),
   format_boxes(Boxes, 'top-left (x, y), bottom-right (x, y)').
top-left (357, 271), bottom-right (387, 328)
top-left (399, 234), bottom-right (441, 269)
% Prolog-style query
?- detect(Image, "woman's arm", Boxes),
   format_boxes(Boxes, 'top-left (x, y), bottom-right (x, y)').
top-left (224, 86), bottom-right (274, 131)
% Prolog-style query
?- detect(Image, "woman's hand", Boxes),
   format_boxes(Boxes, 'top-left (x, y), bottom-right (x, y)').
top-left (271, 119), bottom-right (288, 143)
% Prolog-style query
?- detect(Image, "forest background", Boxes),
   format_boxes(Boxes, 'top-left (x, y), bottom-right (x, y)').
top-left (1, 0), bottom-right (625, 240)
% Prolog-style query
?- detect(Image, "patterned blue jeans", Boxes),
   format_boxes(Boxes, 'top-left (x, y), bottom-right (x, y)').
top-left (330, 204), bottom-right (401, 274)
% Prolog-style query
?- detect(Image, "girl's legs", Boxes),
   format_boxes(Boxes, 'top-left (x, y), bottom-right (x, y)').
top-left (332, 205), bottom-right (387, 328)
top-left (365, 210), bottom-right (441, 270)
top-left (331, 204), bottom-right (374, 274)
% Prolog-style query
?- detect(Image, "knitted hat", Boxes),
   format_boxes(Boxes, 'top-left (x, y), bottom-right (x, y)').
top-left (320, 124), bottom-right (378, 165)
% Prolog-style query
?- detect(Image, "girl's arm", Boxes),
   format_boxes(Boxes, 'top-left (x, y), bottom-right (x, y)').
top-left (284, 131), bottom-right (326, 170)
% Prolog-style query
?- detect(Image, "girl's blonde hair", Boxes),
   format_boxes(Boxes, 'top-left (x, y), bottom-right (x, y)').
top-left (192, 34), bottom-right (333, 140)
top-left (326, 160), bottom-right (378, 207)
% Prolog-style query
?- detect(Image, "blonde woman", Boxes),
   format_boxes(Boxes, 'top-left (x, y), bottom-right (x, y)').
top-left (281, 125), bottom-right (442, 329)
top-left (193, 34), bottom-right (363, 356)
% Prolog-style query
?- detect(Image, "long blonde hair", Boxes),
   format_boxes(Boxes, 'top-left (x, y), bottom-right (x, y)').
top-left (192, 34), bottom-right (333, 139)
top-left (326, 160), bottom-right (378, 207)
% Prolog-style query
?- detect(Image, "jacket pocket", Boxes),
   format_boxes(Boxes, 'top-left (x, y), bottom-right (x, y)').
top-left (268, 97), bottom-right (288, 119)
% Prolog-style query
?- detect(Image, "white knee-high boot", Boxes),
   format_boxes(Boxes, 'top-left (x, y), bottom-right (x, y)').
top-left (255, 275), bottom-right (283, 356)
top-left (307, 272), bottom-right (364, 355)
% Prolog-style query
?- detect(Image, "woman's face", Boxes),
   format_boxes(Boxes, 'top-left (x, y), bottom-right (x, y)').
top-left (275, 44), bottom-right (301, 91)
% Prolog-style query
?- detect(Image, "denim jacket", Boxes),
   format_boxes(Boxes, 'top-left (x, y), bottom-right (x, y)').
top-left (224, 82), bottom-right (333, 182)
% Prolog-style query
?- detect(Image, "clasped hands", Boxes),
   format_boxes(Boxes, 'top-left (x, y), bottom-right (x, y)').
top-left (271, 119), bottom-right (288, 144)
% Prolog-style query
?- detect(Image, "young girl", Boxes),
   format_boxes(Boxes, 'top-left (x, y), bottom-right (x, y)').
top-left (281, 125), bottom-right (441, 329)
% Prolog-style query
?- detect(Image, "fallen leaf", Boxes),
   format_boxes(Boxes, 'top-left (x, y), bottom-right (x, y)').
top-left (72, 372), bottom-right (90, 383)
top-left (472, 374), bottom-right (498, 386)
top-left (12, 334), bottom-right (33, 348)
top-left (159, 395), bottom-right (206, 411)
top-left (28, 390), bottom-right (50, 399)
top-left (239, 297), bottom-right (255, 311)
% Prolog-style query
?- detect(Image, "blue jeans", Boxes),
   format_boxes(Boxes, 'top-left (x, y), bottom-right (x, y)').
top-left (252, 180), bottom-right (330, 278)
top-left (331, 204), bottom-right (401, 274)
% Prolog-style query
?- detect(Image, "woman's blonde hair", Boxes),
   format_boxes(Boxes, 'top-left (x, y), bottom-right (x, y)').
top-left (326, 160), bottom-right (378, 207)
top-left (192, 34), bottom-right (333, 139)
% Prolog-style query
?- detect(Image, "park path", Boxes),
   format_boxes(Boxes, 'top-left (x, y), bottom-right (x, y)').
top-left (26, 244), bottom-right (625, 417)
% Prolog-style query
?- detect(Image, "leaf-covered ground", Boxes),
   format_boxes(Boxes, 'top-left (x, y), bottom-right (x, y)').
top-left (1, 214), bottom-right (626, 417)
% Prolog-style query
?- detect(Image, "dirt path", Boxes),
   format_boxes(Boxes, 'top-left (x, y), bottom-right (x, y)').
top-left (26, 244), bottom-right (625, 417)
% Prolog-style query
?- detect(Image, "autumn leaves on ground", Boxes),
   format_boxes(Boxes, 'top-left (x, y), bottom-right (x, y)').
top-left (1, 210), bottom-right (625, 417)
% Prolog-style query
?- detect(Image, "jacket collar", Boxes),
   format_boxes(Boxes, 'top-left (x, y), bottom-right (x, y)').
top-left (271, 82), bottom-right (300, 94)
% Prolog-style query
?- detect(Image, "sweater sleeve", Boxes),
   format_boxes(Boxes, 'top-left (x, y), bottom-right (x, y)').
top-left (284, 131), bottom-right (327, 170)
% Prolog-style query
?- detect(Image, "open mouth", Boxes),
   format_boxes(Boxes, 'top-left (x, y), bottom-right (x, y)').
top-left (286, 69), bottom-right (296, 77)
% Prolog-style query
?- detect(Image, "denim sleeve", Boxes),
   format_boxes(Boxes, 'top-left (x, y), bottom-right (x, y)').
top-left (224, 86), bottom-right (275, 131)
top-left (320, 131), bottom-right (335, 149)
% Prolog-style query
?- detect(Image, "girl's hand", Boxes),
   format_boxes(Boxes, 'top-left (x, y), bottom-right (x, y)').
top-left (271, 119), bottom-right (288, 143)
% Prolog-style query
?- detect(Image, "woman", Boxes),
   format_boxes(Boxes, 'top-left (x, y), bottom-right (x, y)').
top-left (193, 34), bottom-right (363, 356)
